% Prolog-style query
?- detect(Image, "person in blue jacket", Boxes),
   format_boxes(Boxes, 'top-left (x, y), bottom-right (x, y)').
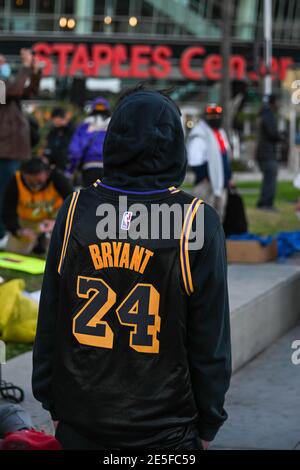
top-left (67, 97), bottom-right (111, 186)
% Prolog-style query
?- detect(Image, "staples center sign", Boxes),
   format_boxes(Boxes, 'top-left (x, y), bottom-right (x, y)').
top-left (33, 42), bottom-right (294, 81)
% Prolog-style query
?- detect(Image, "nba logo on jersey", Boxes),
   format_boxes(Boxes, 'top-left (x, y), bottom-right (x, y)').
top-left (121, 211), bottom-right (133, 231)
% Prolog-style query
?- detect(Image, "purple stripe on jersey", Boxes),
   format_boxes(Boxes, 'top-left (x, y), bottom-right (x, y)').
top-left (181, 199), bottom-right (198, 295)
top-left (98, 182), bottom-right (172, 195)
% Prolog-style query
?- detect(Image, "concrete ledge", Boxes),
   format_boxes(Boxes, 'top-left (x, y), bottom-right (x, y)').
top-left (229, 263), bottom-right (300, 372)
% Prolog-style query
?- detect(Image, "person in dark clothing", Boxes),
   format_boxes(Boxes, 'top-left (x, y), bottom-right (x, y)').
top-left (256, 94), bottom-right (282, 210)
top-left (32, 85), bottom-right (231, 450)
top-left (44, 108), bottom-right (74, 171)
top-left (2, 158), bottom-right (73, 255)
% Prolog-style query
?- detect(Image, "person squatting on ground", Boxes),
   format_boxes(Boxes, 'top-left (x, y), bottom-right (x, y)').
top-left (2, 158), bottom-right (72, 255)
top-left (32, 85), bottom-right (231, 450)
top-left (186, 104), bottom-right (233, 221)
top-left (67, 97), bottom-right (111, 187)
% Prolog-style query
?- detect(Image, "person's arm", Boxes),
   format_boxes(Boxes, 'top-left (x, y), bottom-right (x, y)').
top-left (187, 133), bottom-right (208, 168)
top-left (32, 196), bottom-right (72, 419)
top-left (5, 67), bottom-right (32, 98)
top-left (52, 169), bottom-right (74, 199)
top-left (67, 124), bottom-right (86, 176)
top-left (23, 67), bottom-right (41, 97)
top-left (187, 205), bottom-right (231, 443)
top-left (2, 176), bottom-right (20, 235)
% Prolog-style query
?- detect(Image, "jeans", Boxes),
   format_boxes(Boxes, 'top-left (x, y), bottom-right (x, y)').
top-left (257, 160), bottom-right (278, 208)
top-left (0, 404), bottom-right (33, 437)
top-left (0, 159), bottom-right (20, 238)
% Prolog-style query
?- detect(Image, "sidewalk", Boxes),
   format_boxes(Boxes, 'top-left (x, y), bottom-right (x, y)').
top-left (212, 322), bottom-right (300, 450)
top-left (1, 261), bottom-right (300, 449)
top-left (1, 323), bottom-right (299, 449)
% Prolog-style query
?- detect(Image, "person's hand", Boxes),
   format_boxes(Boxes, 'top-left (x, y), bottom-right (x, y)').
top-left (20, 48), bottom-right (34, 68)
top-left (39, 219), bottom-right (55, 234)
top-left (201, 440), bottom-right (210, 450)
top-left (228, 179), bottom-right (235, 189)
top-left (17, 228), bottom-right (37, 242)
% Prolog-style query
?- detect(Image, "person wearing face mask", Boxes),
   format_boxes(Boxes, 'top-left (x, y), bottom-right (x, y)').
top-left (2, 158), bottom-right (72, 255)
top-left (186, 104), bottom-right (233, 220)
top-left (0, 49), bottom-right (41, 250)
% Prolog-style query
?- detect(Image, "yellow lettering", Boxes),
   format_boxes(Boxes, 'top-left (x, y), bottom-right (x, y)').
top-left (89, 244), bottom-right (103, 270)
top-left (119, 243), bottom-right (130, 269)
top-left (101, 243), bottom-right (113, 268)
top-left (139, 249), bottom-right (154, 274)
top-left (112, 241), bottom-right (122, 268)
top-left (129, 245), bottom-right (145, 272)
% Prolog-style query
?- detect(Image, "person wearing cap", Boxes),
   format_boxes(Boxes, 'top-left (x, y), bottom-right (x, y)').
top-left (67, 97), bottom-right (111, 186)
top-left (186, 105), bottom-right (232, 220)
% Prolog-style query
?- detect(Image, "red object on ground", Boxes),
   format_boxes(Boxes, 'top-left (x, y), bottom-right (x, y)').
top-left (0, 429), bottom-right (62, 450)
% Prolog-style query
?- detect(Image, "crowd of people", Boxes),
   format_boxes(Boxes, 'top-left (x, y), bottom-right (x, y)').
top-left (0, 51), bottom-right (113, 255)
top-left (0, 48), bottom-right (285, 259)
top-left (0, 49), bottom-right (287, 452)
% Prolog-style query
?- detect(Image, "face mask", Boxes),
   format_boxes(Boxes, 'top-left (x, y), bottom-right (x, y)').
top-left (0, 63), bottom-right (11, 80)
top-left (207, 117), bottom-right (222, 129)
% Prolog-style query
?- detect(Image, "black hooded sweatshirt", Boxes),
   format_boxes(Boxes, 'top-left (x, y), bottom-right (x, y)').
top-left (32, 90), bottom-right (231, 449)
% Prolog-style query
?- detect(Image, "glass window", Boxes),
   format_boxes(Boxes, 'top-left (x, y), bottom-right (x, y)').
top-left (94, 0), bottom-right (105, 16)
top-left (141, 1), bottom-right (153, 17)
top-left (11, 0), bottom-right (30, 11)
top-left (116, 0), bottom-right (130, 16)
top-left (37, 0), bottom-right (54, 13)
top-left (62, 0), bottom-right (74, 14)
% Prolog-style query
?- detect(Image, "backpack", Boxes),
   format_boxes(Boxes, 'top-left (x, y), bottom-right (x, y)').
top-left (223, 188), bottom-right (248, 237)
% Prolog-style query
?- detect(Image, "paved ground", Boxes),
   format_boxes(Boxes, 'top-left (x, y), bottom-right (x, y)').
top-left (1, 260), bottom-right (300, 449)
top-left (1, 323), bottom-right (299, 449)
top-left (0, 352), bottom-right (53, 435)
top-left (212, 322), bottom-right (300, 450)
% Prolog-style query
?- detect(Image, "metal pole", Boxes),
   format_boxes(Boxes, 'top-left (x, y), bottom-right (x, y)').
top-left (263, 0), bottom-right (272, 97)
top-left (220, 0), bottom-right (232, 136)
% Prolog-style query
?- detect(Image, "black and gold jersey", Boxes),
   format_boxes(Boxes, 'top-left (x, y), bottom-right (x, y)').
top-left (33, 182), bottom-right (231, 448)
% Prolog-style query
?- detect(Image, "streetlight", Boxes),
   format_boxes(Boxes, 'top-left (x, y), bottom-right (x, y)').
top-left (129, 16), bottom-right (138, 27)
top-left (59, 17), bottom-right (67, 28)
top-left (104, 16), bottom-right (112, 25)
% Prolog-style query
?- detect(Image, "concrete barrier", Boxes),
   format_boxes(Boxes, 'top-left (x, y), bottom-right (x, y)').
top-left (229, 262), bottom-right (300, 372)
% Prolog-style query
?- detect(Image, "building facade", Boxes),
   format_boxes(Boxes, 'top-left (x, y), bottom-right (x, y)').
top-left (0, 0), bottom-right (299, 101)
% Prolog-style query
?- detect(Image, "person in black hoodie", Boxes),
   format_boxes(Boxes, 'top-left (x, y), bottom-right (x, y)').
top-left (43, 108), bottom-right (74, 171)
top-left (32, 84), bottom-right (231, 450)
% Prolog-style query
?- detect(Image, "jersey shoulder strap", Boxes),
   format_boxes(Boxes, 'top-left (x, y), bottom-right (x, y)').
top-left (58, 190), bottom-right (80, 274)
top-left (180, 197), bottom-right (203, 296)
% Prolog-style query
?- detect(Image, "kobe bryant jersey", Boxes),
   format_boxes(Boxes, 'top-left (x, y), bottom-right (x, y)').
top-left (52, 181), bottom-right (205, 447)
